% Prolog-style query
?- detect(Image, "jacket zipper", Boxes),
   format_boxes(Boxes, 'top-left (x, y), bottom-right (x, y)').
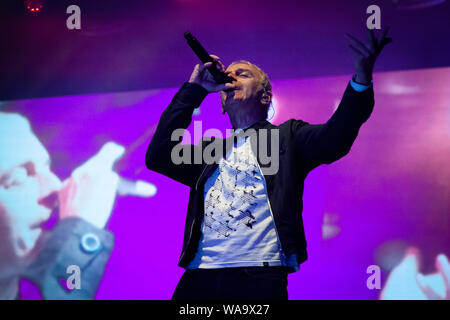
top-left (180, 217), bottom-right (196, 262)
top-left (195, 164), bottom-right (208, 191)
top-left (183, 164), bottom-right (208, 263)
top-left (253, 151), bottom-right (286, 262)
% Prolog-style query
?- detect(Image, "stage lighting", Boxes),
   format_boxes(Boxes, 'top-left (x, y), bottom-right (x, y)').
top-left (24, 0), bottom-right (44, 13)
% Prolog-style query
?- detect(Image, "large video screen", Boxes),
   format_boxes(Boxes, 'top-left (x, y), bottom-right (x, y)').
top-left (1, 66), bottom-right (448, 299)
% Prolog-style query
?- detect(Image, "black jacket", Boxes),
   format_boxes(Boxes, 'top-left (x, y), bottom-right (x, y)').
top-left (145, 81), bottom-right (374, 269)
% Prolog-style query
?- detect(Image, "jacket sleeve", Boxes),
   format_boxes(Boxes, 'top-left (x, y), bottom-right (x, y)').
top-left (145, 82), bottom-right (209, 186)
top-left (22, 217), bottom-right (114, 300)
top-left (293, 81), bottom-right (375, 172)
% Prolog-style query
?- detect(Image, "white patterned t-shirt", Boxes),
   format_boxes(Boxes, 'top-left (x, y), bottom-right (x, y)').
top-left (186, 128), bottom-right (296, 269)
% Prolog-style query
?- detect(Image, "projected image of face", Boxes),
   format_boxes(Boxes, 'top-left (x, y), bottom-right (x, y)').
top-left (0, 113), bottom-right (61, 270)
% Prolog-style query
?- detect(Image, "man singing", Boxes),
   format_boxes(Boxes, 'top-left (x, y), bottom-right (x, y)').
top-left (145, 28), bottom-right (391, 300)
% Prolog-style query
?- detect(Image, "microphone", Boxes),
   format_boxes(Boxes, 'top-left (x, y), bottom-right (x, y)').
top-left (184, 32), bottom-right (235, 84)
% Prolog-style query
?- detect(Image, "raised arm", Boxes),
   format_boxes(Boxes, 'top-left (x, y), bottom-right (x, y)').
top-left (293, 82), bottom-right (374, 172)
top-left (294, 27), bottom-right (391, 172)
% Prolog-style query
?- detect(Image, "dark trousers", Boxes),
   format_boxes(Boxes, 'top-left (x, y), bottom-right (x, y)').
top-left (172, 266), bottom-right (289, 300)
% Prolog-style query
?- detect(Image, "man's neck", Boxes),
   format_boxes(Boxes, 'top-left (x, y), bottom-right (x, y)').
top-left (227, 109), bottom-right (266, 130)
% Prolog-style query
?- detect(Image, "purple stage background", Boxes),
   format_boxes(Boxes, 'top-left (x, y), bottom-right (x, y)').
top-left (3, 66), bottom-right (449, 299)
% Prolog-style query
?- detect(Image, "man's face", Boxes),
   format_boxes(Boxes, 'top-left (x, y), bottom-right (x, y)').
top-left (0, 116), bottom-right (61, 266)
top-left (220, 63), bottom-right (264, 112)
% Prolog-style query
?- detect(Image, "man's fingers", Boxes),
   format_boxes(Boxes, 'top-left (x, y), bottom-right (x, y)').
top-left (377, 37), bottom-right (393, 54)
top-left (200, 55), bottom-right (226, 77)
top-left (209, 54), bottom-right (226, 72)
top-left (219, 82), bottom-right (238, 91)
top-left (436, 254), bottom-right (450, 298)
top-left (377, 26), bottom-right (391, 47)
top-left (381, 26), bottom-right (390, 40)
top-left (346, 33), bottom-right (368, 48)
top-left (417, 273), bottom-right (444, 300)
top-left (195, 63), bottom-right (204, 74)
top-left (379, 247), bottom-right (421, 300)
top-left (349, 44), bottom-right (366, 57)
top-left (202, 62), bottom-right (213, 70)
top-left (208, 61), bottom-right (224, 72)
top-left (73, 142), bottom-right (125, 177)
top-left (216, 61), bottom-right (226, 72)
top-left (198, 62), bottom-right (213, 76)
top-left (117, 178), bottom-right (157, 197)
top-left (95, 142), bottom-right (126, 170)
top-left (210, 54), bottom-right (222, 65)
top-left (436, 254), bottom-right (450, 284)
top-left (367, 28), bottom-right (377, 51)
top-left (403, 247), bottom-right (421, 272)
top-left (346, 33), bottom-right (371, 57)
top-left (381, 37), bottom-right (393, 47)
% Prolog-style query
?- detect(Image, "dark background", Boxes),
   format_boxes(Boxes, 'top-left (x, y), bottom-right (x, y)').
top-left (1, 0), bottom-right (449, 101)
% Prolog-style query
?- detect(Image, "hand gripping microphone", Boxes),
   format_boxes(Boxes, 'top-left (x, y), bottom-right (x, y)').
top-left (184, 32), bottom-right (235, 84)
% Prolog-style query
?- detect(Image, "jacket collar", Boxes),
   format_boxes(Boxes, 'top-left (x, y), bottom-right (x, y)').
top-left (232, 119), bottom-right (271, 132)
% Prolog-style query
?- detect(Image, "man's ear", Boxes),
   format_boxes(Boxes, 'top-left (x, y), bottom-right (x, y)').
top-left (260, 91), bottom-right (272, 106)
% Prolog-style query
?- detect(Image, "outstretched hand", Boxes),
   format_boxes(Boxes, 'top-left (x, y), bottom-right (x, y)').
top-left (380, 248), bottom-right (450, 300)
top-left (346, 27), bottom-right (392, 85)
top-left (58, 142), bottom-right (124, 229)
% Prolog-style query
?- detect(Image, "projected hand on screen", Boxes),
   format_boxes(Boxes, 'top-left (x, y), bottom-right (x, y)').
top-left (417, 254), bottom-right (450, 300)
top-left (346, 27), bottom-right (392, 85)
top-left (0, 114), bottom-right (130, 299)
top-left (380, 248), bottom-right (450, 300)
top-left (58, 142), bottom-right (124, 229)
